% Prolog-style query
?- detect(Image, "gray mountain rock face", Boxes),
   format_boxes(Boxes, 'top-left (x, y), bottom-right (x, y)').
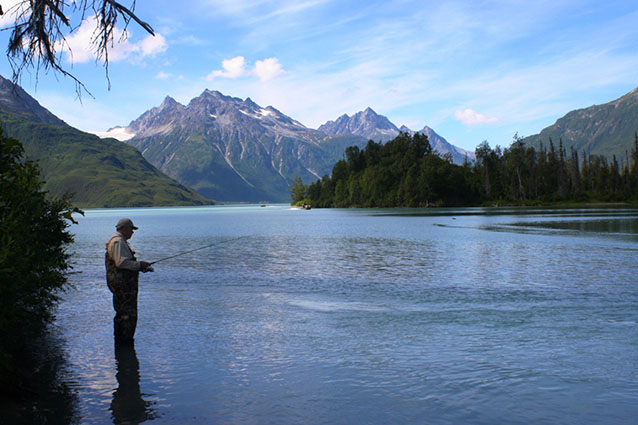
top-left (117, 91), bottom-right (475, 201)
top-left (416, 126), bottom-right (474, 165)
top-left (318, 107), bottom-right (473, 164)
top-left (318, 107), bottom-right (400, 142)
top-left (119, 90), bottom-right (366, 202)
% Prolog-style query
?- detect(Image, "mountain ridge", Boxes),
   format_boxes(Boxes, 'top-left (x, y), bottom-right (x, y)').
top-left (115, 89), bottom-right (365, 202)
top-left (111, 91), bottom-right (476, 201)
top-left (0, 77), bottom-right (67, 126)
top-left (520, 88), bottom-right (638, 160)
top-left (318, 107), bottom-right (400, 142)
top-left (101, 86), bottom-right (638, 202)
top-left (0, 75), bottom-right (210, 208)
top-left (317, 107), bottom-right (473, 164)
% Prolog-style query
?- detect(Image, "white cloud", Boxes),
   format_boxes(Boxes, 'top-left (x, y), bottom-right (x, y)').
top-left (59, 16), bottom-right (167, 64)
top-left (58, 18), bottom-right (96, 63)
top-left (454, 109), bottom-right (499, 126)
top-left (206, 56), bottom-right (247, 80)
top-left (0, 0), bottom-right (28, 27)
top-left (0, 1), bottom-right (32, 28)
top-left (140, 33), bottom-right (168, 57)
top-left (254, 58), bottom-right (284, 81)
top-left (206, 56), bottom-right (285, 81)
top-left (155, 71), bottom-right (173, 80)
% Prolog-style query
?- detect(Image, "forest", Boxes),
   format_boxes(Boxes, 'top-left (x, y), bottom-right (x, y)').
top-left (291, 132), bottom-right (638, 207)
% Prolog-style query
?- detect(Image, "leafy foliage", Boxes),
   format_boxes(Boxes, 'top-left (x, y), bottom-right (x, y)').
top-left (0, 128), bottom-right (81, 381)
top-left (294, 132), bottom-right (638, 208)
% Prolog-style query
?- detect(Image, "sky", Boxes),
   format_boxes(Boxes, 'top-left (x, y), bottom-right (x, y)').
top-left (0, 0), bottom-right (637, 152)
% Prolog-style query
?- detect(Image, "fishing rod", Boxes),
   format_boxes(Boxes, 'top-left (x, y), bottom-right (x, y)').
top-left (148, 235), bottom-right (252, 266)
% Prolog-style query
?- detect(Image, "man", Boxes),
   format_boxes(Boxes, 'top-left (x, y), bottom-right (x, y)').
top-left (105, 218), bottom-right (152, 344)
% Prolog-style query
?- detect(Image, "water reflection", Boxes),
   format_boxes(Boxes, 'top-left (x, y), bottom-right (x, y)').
top-left (110, 343), bottom-right (155, 424)
top-left (511, 217), bottom-right (638, 234)
top-left (2, 330), bottom-right (79, 425)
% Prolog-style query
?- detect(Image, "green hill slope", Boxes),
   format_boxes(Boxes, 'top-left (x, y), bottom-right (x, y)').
top-left (521, 88), bottom-right (638, 160)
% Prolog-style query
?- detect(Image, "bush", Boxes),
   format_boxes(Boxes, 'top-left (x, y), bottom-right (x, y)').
top-left (0, 128), bottom-right (82, 382)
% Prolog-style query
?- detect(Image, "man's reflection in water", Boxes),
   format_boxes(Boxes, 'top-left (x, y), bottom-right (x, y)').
top-left (110, 343), bottom-right (156, 424)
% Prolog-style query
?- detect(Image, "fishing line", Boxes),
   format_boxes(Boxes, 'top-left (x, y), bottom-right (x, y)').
top-left (149, 235), bottom-right (252, 265)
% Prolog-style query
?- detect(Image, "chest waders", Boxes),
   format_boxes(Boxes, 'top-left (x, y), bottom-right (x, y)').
top-left (106, 251), bottom-right (139, 343)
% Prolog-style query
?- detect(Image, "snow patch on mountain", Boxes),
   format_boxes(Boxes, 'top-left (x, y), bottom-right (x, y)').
top-left (95, 126), bottom-right (136, 141)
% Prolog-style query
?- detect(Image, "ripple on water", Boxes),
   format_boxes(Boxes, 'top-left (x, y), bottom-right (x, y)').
top-left (53, 206), bottom-right (638, 424)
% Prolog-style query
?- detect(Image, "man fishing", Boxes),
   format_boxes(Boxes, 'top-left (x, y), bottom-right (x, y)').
top-left (105, 218), bottom-right (152, 344)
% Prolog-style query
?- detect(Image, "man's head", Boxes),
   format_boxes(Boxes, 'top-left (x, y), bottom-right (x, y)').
top-left (116, 218), bottom-right (138, 240)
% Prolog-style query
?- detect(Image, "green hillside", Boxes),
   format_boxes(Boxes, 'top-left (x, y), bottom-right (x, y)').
top-left (0, 110), bottom-right (211, 208)
top-left (521, 88), bottom-right (638, 161)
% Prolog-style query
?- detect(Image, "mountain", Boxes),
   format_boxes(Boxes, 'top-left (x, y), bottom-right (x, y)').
top-left (318, 107), bottom-right (400, 142)
top-left (520, 88), bottom-right (638, 160)
top-left (111, 90), bottom-right (366, 202)
top-left (0, 75), bottom-right (210, 208)
top-left (318, 107), bottom-right (473, 164)
top-left (0, 77), bottom-right (66, 126)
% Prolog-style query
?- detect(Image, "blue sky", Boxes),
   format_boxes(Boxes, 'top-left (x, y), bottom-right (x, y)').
top-left (1, 0), bottom-right (637, 151)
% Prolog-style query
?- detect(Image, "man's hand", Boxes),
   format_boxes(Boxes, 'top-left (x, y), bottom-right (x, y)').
top-left (140, 261), bottom-right (153, 272)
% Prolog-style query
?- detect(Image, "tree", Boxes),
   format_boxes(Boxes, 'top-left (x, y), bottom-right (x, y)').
top-left (289, 176), bottom-right (306, 203)
top-left (0, 128), bottom-right (81, 380)
top-left (505, 134), bottom-right (528, 201)
top-left (475, 140), bottom-right (492, 198)
top-left (1, 0), bottom-right (154, 94)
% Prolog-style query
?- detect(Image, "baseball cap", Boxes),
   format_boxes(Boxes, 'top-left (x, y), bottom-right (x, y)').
top-left (116, 218), bottom-right (138, 230)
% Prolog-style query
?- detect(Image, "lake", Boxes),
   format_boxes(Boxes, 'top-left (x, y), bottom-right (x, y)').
top-left (47, 205), bottom-right (638, 424)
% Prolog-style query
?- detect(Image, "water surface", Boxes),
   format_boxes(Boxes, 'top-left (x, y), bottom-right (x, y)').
top-left (55, 205), bottom-right (638, 424)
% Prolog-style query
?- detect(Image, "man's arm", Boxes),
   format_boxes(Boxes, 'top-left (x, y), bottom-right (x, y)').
top-left (110, 239), bottom-right (141, 271)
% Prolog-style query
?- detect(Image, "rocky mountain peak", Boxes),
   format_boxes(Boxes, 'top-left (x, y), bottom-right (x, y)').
top-left (195, 89), bottom-right (227, 104)
top-left (318, 107), bottom-right (473, 163)
top-left (160, 96), bottom-right (180, 108)
top-left (244, 97), bottom-right (259, 108)
top-left (399, 125), bottom-right (415, 135)
top-left (121, 87), bottom-right (320, 145)
top-left (317, 107), bottom-right (399, 141)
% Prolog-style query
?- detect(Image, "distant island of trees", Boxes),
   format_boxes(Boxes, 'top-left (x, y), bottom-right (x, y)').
top-left (291, 132), bottom-right (638, 207)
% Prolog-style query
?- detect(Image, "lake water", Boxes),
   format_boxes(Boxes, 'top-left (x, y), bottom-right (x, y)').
top-left (50, 205), bottom-right (638, 424)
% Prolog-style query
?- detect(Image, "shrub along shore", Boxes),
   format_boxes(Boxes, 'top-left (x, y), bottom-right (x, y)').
top-left (1, 130), bottom-right (81, 421)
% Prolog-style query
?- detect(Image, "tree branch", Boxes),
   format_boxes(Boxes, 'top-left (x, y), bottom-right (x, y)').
top-left (2, 1), bottom-right (155, 96)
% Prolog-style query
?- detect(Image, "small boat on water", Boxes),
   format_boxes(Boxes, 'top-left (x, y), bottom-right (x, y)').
top-left (302, 204), bottom-right (311, 210)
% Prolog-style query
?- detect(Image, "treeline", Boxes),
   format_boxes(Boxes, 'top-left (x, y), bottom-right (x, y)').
top-left (291, 132), bottom-right (638, 207)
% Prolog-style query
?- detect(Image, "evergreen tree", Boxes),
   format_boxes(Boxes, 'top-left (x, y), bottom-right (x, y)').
top-left (289, 176), bottom-right (307, 203)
